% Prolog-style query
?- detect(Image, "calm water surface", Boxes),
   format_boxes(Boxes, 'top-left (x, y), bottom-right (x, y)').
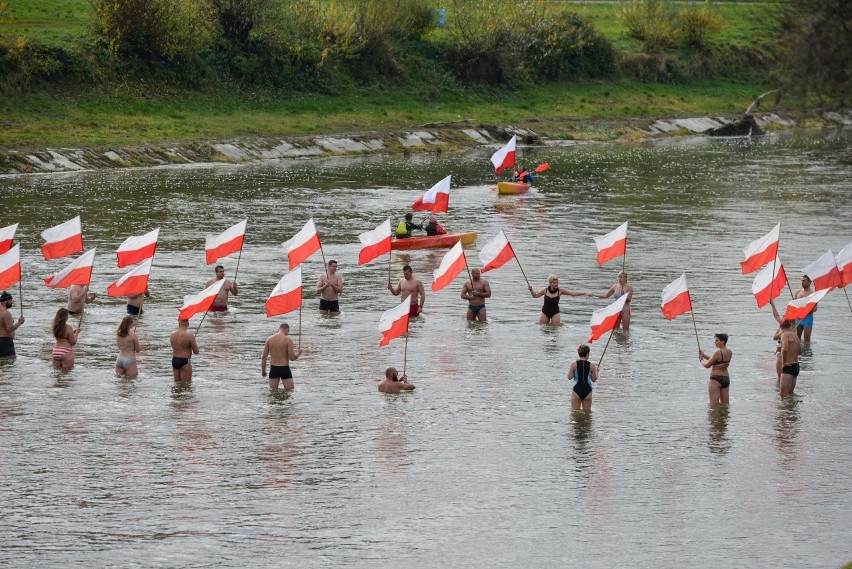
top-left (1, 129), bottom-right (850, 568)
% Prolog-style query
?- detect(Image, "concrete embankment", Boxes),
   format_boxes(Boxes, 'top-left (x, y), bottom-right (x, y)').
top-left (1, 111), bottom-right (849, 175)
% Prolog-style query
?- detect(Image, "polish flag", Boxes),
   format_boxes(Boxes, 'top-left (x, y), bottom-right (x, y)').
top-left (740, 223), bottom-right (780, 274)
top-left (594, 222), bottom-right (628, 266)
top-left (117, 228), bottom-right (160, 268)
top-left (178, 279), bottom-right (225, 320)
top-left (283, 219), bottom-right (321, 270)
top-left (836, 243), bottom-right (852, 287)
top-left (0, 244), bottom-right (22, 289)
top-left (0, 223), bottom-right (18, 254)
top-left (751, 258), bottom-right (787, 308)
top-left (490, 136), bottom-right (516, 173)
top-left (265, 268), bottom-right (302, 317)
top-left (660, 274), bottom-right (692, 320)
top-left (802, 249), bottom-right (842, 291)
top-left (107, 258), bottom-right (152, 297)
top-left (206, 220), bottom-right (247, 265)
top-left (782, 288), bottom-right (830, 321)
top-left (432, 241), bottom-right (468, 292)
top-left (379, 295), bottom-right (411, 346)
top-left (358, 220), bottom-right (392, 265)
top-left (588, 294), bottom-right (628, 342)
top-left (412, 175), bottom-right (451, 214)
top-left (41, 216), bottom-right (83, 260)
top-left (44, 249), bottom-right (96, 288)
top-left (478, 230), bottom-right (515, 273)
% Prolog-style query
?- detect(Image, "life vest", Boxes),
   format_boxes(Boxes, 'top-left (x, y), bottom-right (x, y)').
top-left (396, 220), bottom-right (408, 235)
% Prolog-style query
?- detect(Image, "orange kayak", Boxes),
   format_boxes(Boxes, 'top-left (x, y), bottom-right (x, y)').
top-left (497, 182), bottom-right (531, 195)
top-left (391, 231), bottom-right (478, 250)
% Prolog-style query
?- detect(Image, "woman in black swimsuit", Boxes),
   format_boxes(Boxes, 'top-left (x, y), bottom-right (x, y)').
top-left (528, 275), bottom-right (587, 325)
top-left (699, 333), bottom-right (732, 405)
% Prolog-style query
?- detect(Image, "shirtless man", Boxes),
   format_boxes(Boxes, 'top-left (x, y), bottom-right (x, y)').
top-left (261, 323), bottom-right (303, 390)
top-left (126, 289), bottom-right (150, 316)
top-left (378, 367), bottom-right (415, 394)
top-left (388, 265), bottom-right (425, 317)
top-left (316, 260), bottom-right (343, 315)
top-left (794, 274), bottom-right (816, 341)
top-left (461, 268), bottom-right (492, 322)
top-left (205, 265), bottom-right (238, 312)
top-left (67, 284), bottom-right (96, 315)
top-left (170, 319), bottom-right (199, 382)
top-left (775, 319), bottom-right (801, 398)
top-left (0, 292), bottom-right (24, 358)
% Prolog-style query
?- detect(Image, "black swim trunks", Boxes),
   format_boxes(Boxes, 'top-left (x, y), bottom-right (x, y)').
top-left (710, 375), bottom-right (730, 389)
top-left (172, 357), bottom-right (189, 370)
top-left (126, 304), bottom-right (143, 316)
top-left (319, 299), bottom-right (340, 313)
top-left (468, 304), bottom-right (485, 315)
top-left (269, 365), bottom-right (293, 380)
top-left (0, 337), bottom-right (15, 357)
top-left (782, 363), bottom-right (800, 378)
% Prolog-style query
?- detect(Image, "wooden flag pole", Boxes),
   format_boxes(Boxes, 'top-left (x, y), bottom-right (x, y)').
top-left (298, 305), bottom-right (302, 349)
top-left (843, 287), bottom-right (852, 312)
top-left (509, 243), bottom-right (531, 288)
top-left (194, 308), bottom-right (210, 336)
top-left (596, 315), bottom-right (622, 369)
top-left (232, 247), bottom-right (244, 284)
top-left (319, 242), bottom-right (330, 281)
top-left (387, 249), bottom-right (393, 284)
top-left (689, 297), bottom-right (702, 354)
top-left (402, 331), bottom-right (409, 377)
top-left (18, 278), bottom-right (23, 319)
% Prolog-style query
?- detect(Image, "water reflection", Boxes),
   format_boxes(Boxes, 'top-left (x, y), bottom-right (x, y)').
top-left (774, 397), bottom-right (801, 473)
top-left (707, 404), bottom-right (730, 455)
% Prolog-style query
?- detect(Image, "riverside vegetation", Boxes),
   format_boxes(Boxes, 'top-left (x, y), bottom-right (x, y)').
top-left (0, 0), bottom-right (848, 151)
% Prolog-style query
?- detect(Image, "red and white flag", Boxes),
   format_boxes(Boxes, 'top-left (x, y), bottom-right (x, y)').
top-left (178, 279), bottom-right (225, 320)
top-left (117, 227), bottom-right (160, 268)
top-left (588, 294), bottom-right (628, 342)
top-left (265, 268), bottom-right (302, 317)
top-left (107, 258), bottom-right (152, 297)
top-left (284, 219), bottom-right (321, 270)
top-left (0, 223), bottom-right (18, 254)
top-left (802, 249), bottom-right (842, 291)
top-left (836, 242), bottom-right (852, 287)
top-left (740, 223), bottom-right (779, 274)
top-left (490, 136), bottom-right (516, 173)
top-left (41, 216), bottom-right (83, 260)
top-left (379, 296), bottom-right (411, 346)
top-left (478, 230), bottom-right (515, 273)
top-left (357, 220), bottom-right (391, 265)
top-left (412, 175), bottom-right (451, 214)
top-left (206, 220), bottom-right (247, 265)
top-left (0, 244), bottom-right (22, 290)
top-left (432, 241), bottom-right (468, 292)
top-left (660, 274), bottom-right (692, 320)
top-left (44, 248), bottom-right (96, 288)
top-left (782, 288), bottom-right (830, 321)
top-left (594, 222), bottom-right (628, 266)
top-left (751, 258), bottom-right (787, 308)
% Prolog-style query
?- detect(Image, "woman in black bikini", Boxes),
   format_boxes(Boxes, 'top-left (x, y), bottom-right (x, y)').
top-left (528, 275), bottom-right (587, 325)
top-left (699, 333), bottom-right (732, 405)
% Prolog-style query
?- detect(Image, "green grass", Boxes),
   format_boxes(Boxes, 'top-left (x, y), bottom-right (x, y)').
top-left (4, 0), bottom-right (93, 47)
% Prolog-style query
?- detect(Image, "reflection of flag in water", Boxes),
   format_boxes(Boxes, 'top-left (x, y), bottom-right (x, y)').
top-left (117, 227), bottom-right (160, 268)
top-left (432, 242), bottom-right (467, 292)
top-left (379, 296), bottom-right (411, 346)
top-left (593, 222), bottom-right (627, 267)
top-left (739, 223), bottom-right (779, 274)
top-left (178, 279), bottom-right (225, 320)
top-left (205, 220), bottom-right (247, 265)
top-left (802, 249), bottom-right (842, 290)
top-left (0, 223), bottom-right (18, 254)
top-left (782, 288), bottom-right (829, 321)
top-left (588, 295), bottom-right (628, 342)
top-left (412, 175), bottom-right (451, 214)
top-left (751, 258), bottom-right (787, 308)
top-left (44, 249), bottom-right (96, 288)
top-left (107, 258), bottom-right (152, 297)
top-left (265, 268), bottom-right (302, 317)
top-left (41, 216), bottom-right (83, 260)
top-left (837, 243), bottom-right (852, 287)
top-left (490, 136), bottom-right (516, 173)
top-left (283, 219), bottom-right (321, 270)
top-left (478, 230), bottom-right (515, 273)
top-left (660, 274), bottom-right (692, 320)
top-left (0, 244), bottom-right (22, 289)
top-left (357, 220), bottom-right (392, 265)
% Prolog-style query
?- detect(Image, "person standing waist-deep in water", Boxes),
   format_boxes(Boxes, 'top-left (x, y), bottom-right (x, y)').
top-left (699, 333), bottom-right (732, 405)
top-left (0, 291), bottom-right (24, 358)
top-left (461, 268), bottom-right (491, 322)
top-left (590, 271), bottom-right (634, 330)
top-left (388, 264), bottom-right (425, 317)
top-left (205, 265), bottom-right (238, 312)
top-left (794, 274), bottom-right (816, 341)
top-left (528, 275), bottom-right (587, 325)
top-left (568, 344), bottom-right (598, 412)
top-left (378, 366), bottom-right (415, 393)
top-left (316, 259), bottom-right (343, 316)
top-left (775, 319), bottom-right (800, 398)
top-left (115, 315), bottom-right (141, 378)
top-left (261, 322), bottom-right (302, 391)
top-left (51, 308), bottom-right (78, 370)
top-left (170, 319), bottom-right (199, 382)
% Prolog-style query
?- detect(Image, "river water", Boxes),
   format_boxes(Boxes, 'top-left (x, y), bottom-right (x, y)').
top-left (1, 129), bottom-right (850, 568)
